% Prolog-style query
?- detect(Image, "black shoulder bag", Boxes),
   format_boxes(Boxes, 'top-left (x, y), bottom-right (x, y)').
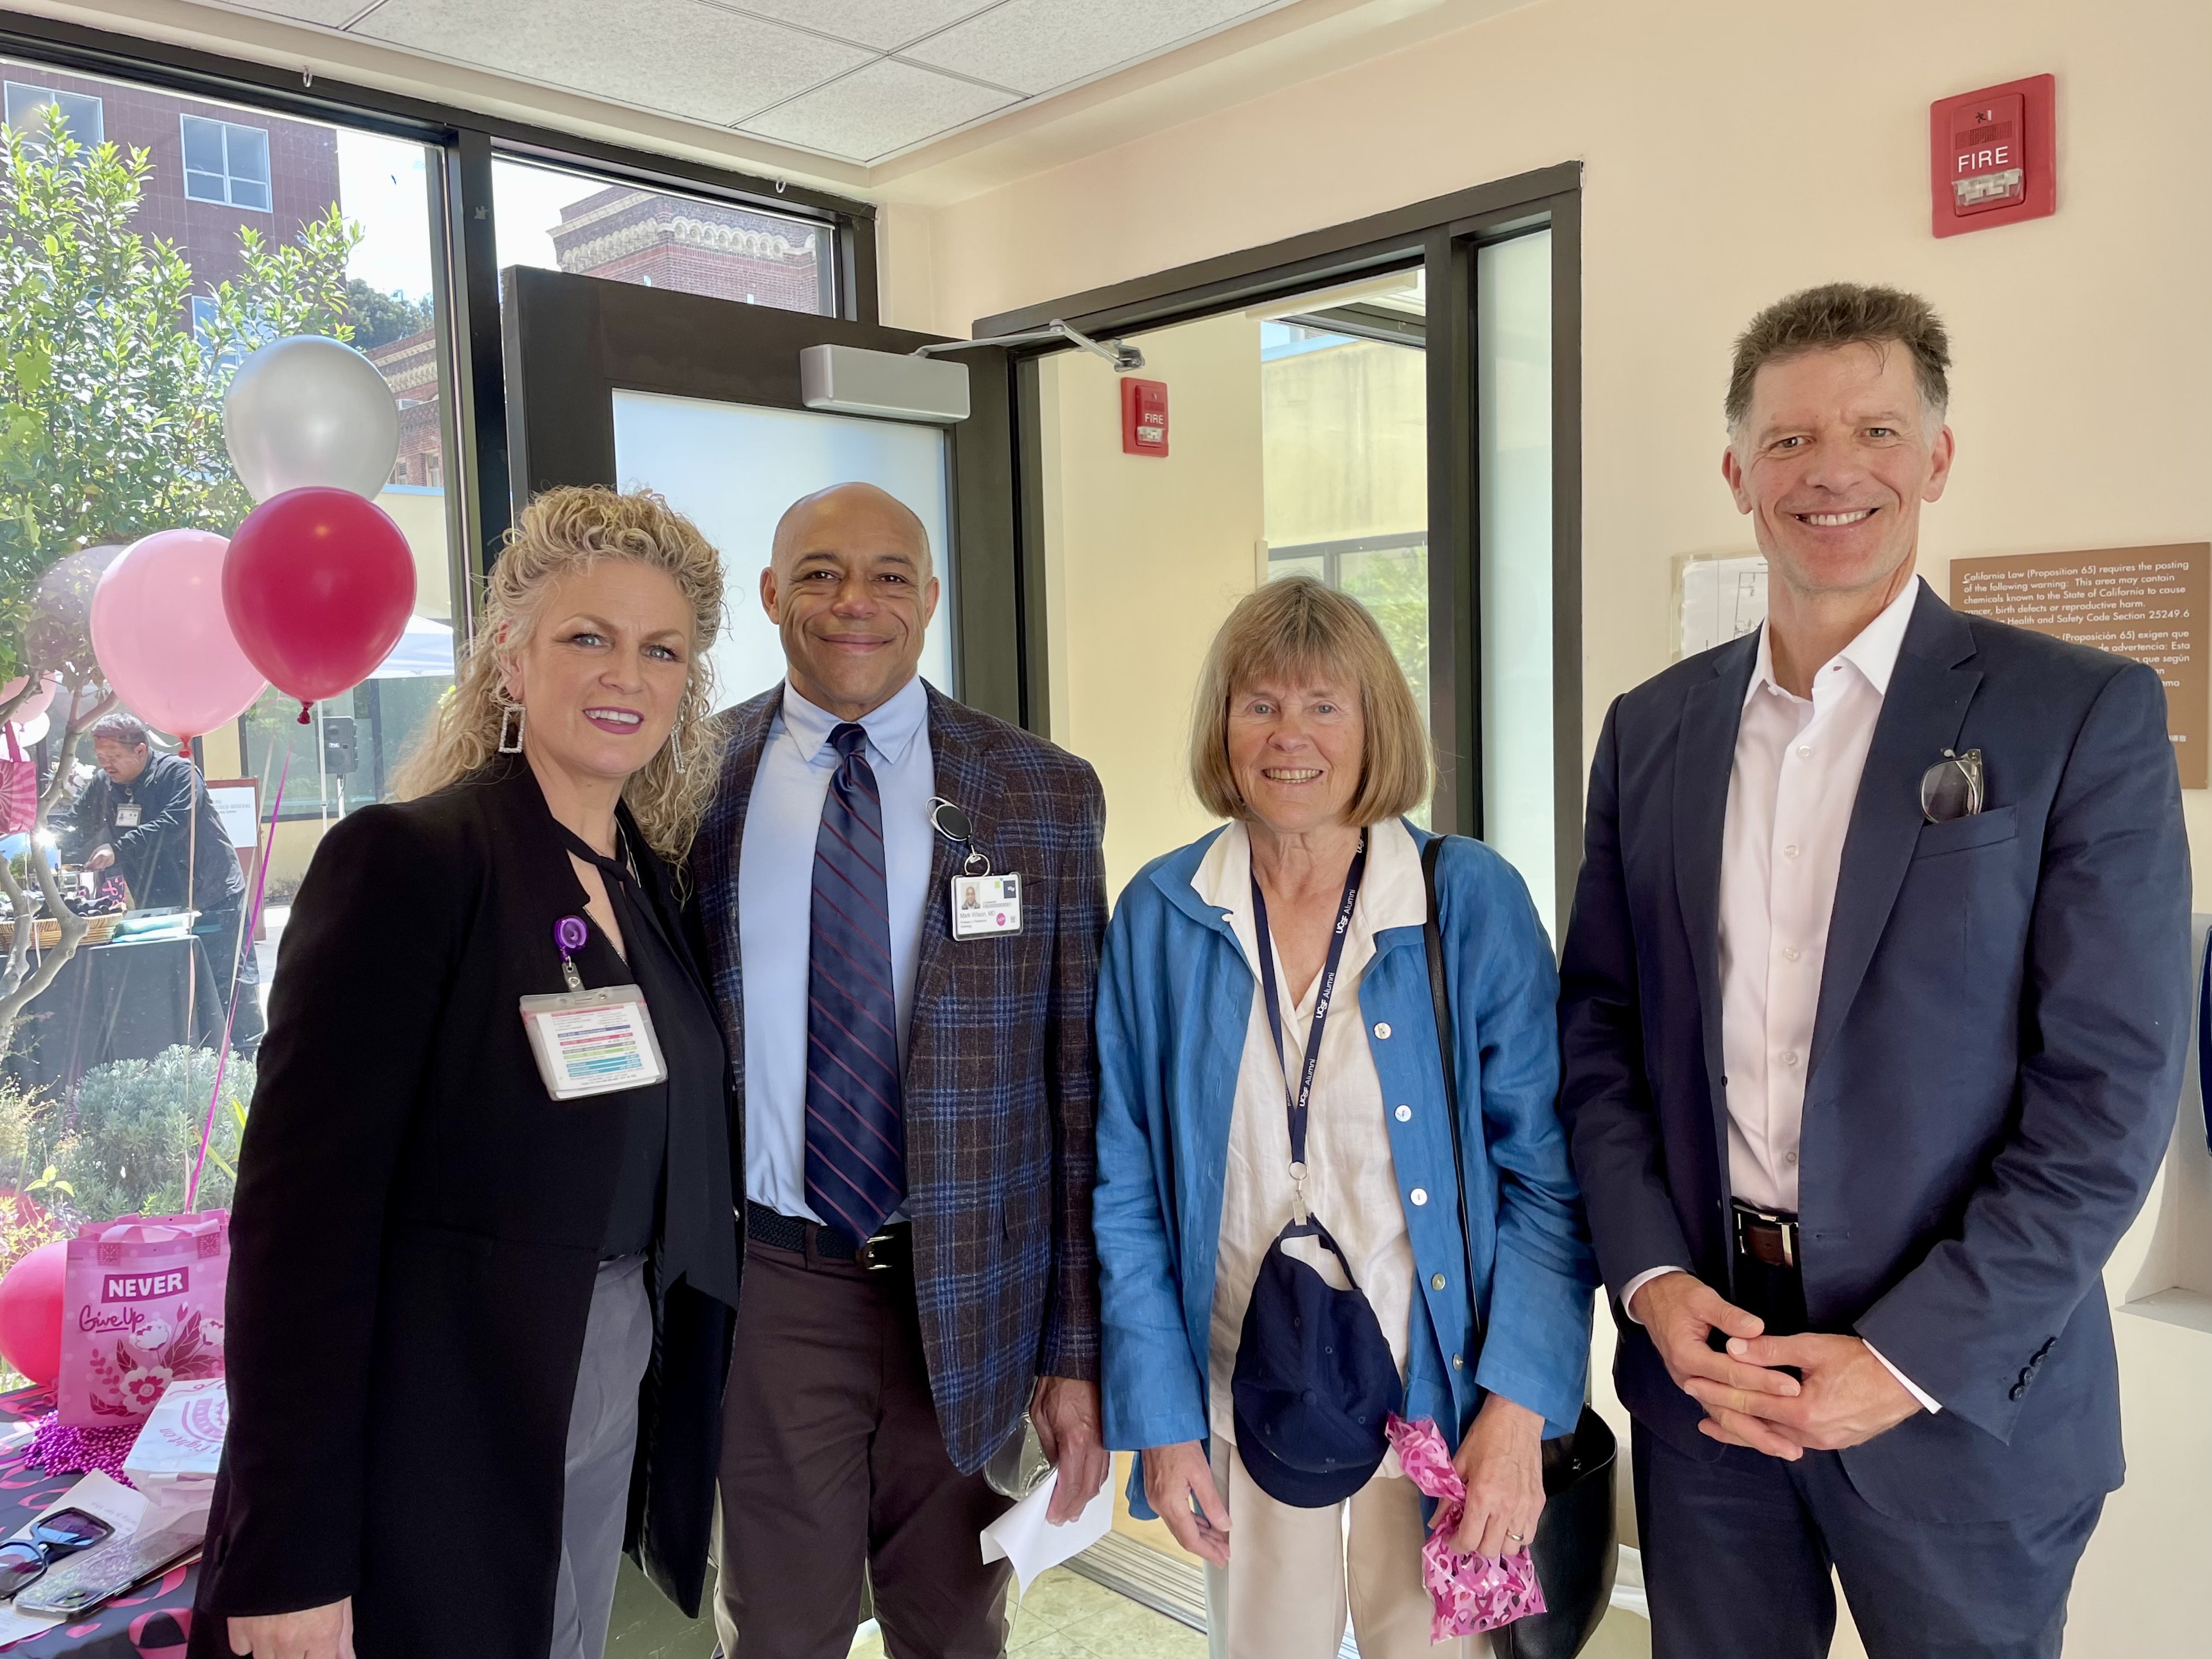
top-left (1419, 834), bottom-right (1618, 1659)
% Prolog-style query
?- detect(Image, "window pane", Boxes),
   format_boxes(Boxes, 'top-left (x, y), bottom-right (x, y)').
top-left (492, 156), bottom-right (834, 314)
top-left (180, 113), bottom-right (223, 174)
top-left (57, 90), bottom-right (101, 148)
top-left (0, 57), bottom-right (460, 1256)
top-left (1476, 229), bottom-right (1555, 936)
top-left (227, 123), bottom-right (270, 189)
top-left (1337, 538), bottom-right (1431, 722)
top-left (1259, 285), bottom-right (1428, 824)
top-left (5, 84), bottom-right (101, 152)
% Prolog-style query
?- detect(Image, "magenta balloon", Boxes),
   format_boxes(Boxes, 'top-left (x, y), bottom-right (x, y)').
top-left (222, 487), bottom-right (416, 711)
top-left (91, 530), bottom-right (268, 739)
top-left (0, 1238), bottom-right (66, 1386)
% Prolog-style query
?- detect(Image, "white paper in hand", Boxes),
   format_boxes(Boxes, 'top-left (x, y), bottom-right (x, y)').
top-left (978, 1467), bottom-right (1113, 1593)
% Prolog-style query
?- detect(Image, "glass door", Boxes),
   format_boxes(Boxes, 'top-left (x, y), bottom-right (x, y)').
top-left (501, 267), bottom-right (1024, 724)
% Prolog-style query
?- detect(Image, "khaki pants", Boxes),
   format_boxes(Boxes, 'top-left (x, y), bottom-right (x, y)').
top-left (1204, 1438), bottom-right (1490, 1659)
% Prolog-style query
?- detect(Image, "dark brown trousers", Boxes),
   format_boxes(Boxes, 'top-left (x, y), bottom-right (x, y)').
top-left (713, 1238), bottom-right (1014, 1658)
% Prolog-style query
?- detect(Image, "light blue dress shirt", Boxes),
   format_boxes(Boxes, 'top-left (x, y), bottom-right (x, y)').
top-left (740, 674), bottom-right (935, 1223)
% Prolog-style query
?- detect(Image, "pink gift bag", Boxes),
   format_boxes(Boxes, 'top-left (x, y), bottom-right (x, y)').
top-left (59, 1212), bottom-right (229, 1428)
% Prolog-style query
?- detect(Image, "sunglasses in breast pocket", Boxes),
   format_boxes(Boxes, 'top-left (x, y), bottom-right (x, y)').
top-left (1920, 748), bottom-right (1984, 823)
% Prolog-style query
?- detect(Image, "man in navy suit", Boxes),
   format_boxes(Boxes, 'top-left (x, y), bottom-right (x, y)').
top-left (1559, 284), bottom-right (2189, 1658)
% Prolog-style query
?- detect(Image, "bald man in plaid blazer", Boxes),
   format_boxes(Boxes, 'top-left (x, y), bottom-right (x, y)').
top-left (692, 484), bottom-right (1107, 1659)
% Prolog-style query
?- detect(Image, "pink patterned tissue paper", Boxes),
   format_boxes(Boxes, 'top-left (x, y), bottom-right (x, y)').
top-left (1386, 1412), bottom-right (1547, 1642)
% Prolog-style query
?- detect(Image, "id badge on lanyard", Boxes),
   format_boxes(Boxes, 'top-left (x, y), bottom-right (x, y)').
top-left (931, 797), bottom-right (1023, 939)
top-left (519, 915), bottom-right (668, 1101)
top-left (115, 803), bottom-right (142, 830)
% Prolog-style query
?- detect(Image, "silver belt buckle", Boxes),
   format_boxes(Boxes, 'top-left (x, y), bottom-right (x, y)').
top-left (1732, 1201), bottom-right (1798, 1267)
top-left (856, 1231), bottom-right (895, 1272)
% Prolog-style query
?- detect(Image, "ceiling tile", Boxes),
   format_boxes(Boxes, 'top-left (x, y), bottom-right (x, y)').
top-left (719, 1), bottom-right (998, 51)
top-left (900, 0), bottom-right (1275, 96)
top-left (222, 0), bottom-right (373, 23)
top-left (740, 57), bottom-right (1017, 162)
top-left (356, 0), bottom-right (873, 128)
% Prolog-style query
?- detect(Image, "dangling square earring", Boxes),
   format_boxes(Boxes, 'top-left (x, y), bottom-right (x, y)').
top-left (498, 701), bottom-right (526, 754)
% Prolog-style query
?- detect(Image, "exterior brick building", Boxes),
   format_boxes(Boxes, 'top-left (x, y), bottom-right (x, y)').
top-left (363, 331), bottom-right (443, 488)
top-left (0, 57), bottom-right (338, 300)
top-left (549, 184), bottom-right (828, 313)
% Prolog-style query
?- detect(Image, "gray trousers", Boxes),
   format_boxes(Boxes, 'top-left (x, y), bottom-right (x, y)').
top-left (550, 1254), bottom-right (654, 1659)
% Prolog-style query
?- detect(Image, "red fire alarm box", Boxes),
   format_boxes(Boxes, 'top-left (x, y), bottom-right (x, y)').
top-left (1122, 378), bottom-right (1168, 457)
top-left (1930, 74), bottom-right (2055, 238)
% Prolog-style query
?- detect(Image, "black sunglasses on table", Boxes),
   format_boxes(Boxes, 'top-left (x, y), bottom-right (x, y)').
top-left (0, 1507), bottom-right (113, 1601)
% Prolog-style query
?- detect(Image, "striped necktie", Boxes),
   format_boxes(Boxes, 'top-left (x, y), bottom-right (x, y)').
top-left (804, 721), bottom-right (906, 1245)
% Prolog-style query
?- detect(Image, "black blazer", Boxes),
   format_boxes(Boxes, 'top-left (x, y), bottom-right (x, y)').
top-left (190, 759), bottom-right (740, 1658)
top-left (1560, 586), bottom-right (2189, 1522)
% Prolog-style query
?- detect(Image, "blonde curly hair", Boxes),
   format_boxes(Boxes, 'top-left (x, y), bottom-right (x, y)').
top-left (392, 487), bottom-right (724, 861)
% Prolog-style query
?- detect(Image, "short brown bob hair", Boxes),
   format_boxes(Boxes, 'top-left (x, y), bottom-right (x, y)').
top-left (1190, 576), bottom-right (1432, 827)
top-left (1725, 283), bottom-right (1951, 432)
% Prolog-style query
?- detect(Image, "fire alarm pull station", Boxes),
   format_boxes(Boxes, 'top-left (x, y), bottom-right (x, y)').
top-left (1930, 74), bottom-right (2055, 238)
top-left (1122, 378), bottom-right (1169, 457)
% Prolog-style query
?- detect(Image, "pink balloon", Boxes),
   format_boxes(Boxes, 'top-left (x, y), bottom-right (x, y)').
top-left (0, 1238), bottom-right (66, 1386)
top-left (223, 488), bottom-right (415, 715)
top-left (0, 674), bottom-right (54, 724)
top-left (91, 531), bottom-right (268, 739)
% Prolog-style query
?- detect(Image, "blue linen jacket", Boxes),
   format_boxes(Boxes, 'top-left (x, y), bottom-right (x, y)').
top-left (1094, 823), bottom-right (1596, 1516)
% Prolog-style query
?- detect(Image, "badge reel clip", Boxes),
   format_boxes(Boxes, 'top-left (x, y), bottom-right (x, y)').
top-left (519, 914), bottom-right (669, 1100)
top-left (931, 797), bottom-right (1024, 941)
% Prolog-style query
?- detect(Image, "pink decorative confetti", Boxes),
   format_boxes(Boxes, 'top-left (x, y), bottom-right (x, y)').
top-left (1387, 1413), bottom-right (1546, 1642)
top-left (23, 1412), bottom-right (139, 1486)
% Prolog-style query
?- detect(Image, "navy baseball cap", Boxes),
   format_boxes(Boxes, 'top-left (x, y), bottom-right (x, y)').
top-left (1231, 1218), bottom-right (1404, 1509)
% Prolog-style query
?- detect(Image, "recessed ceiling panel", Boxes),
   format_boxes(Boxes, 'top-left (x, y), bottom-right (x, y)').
top-left (359, 0), bottom-right (872, 127)
top-left (719, 0), bottom-right (1000, 51)
top-left (741, 57), bottom-right (1017, 162)
top-left (900, 0), bottom-right (1276, 97)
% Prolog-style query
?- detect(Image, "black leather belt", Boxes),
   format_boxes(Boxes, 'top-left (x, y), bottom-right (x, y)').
top-left (746, 1200), bottom-right (911, 1273)
top-left (1731, 1199), bottom-right (1799, 1269)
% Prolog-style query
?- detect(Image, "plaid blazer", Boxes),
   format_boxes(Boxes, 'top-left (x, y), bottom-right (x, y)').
top-left (692, 681), bottom-right (1107, 1474)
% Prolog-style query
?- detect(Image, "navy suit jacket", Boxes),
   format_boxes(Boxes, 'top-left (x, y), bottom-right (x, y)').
top-left (1559, 583), bottom-right (2189, 1522)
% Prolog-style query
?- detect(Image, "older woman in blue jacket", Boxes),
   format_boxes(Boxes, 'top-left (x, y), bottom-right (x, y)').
top-left (1094, 578), bottom-right (1594, 1658)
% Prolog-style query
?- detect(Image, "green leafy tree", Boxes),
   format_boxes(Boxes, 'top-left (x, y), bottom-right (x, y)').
top-left (343, 277), bottom-right (435, 352)
top-left (0, 105), bottom-right (361, 1052)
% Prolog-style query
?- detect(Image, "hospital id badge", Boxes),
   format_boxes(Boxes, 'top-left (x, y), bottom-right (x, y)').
top-left (519, 985), bottom-right (668, 1100)
top-left (950, 872), bottom-right (1022, 939)
top-left (115, 803), bottom-right (142, 829)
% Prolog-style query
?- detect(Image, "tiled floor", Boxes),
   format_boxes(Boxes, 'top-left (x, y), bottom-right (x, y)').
top-left (850, 1568), bottom-right (1206, 1659)
top-left (606, 1555), bottom-right (1656, 1658)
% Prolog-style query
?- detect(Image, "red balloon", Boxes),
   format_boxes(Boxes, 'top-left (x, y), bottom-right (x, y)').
top-left (222, 487), bottom-right (416, 715)
top-left (0, 1239), bottom-right (66, 1386)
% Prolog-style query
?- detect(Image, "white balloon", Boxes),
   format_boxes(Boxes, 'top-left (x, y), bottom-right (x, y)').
top-left (11, 713), bottom-right (47, 746)
top-left (223, 335), bottom-right (402, 502)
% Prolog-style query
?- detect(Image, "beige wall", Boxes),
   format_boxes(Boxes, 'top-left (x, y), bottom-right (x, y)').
top-left (1039, 311), bottom-right (1265, 900)
top-left (891, 0), bottom-right (2212, 1648)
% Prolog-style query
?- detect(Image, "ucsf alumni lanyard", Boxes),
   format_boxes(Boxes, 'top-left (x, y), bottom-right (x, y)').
top-left (1250, 832), bottom-right (1367, 1226)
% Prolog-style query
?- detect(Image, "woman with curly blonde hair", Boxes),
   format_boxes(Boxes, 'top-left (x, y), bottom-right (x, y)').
top-left (194, 487), bottom-right (743, 1659)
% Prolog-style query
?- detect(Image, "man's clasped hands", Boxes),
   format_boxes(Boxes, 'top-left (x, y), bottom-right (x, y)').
top-left (1629, 1272), bottom-right (1922, 1460)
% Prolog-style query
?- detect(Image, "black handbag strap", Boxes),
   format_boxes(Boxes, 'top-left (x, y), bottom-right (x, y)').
top-left (1420, 834), bottom-right (1485, 1377)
